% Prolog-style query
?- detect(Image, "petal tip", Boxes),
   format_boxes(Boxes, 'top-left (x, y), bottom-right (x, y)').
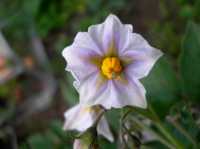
top-left (141, 100), bottom-right (148, 109)
top-left (155, 49), bottom-right (164, 60)
top-left (105, 14), bottom-right (121, 23)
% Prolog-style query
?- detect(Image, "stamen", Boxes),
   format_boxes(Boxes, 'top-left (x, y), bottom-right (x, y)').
top-left (101, 57), bottom-right (122, 79)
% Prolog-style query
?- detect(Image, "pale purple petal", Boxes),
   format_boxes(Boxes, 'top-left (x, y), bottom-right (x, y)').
top-left (63, 103), bottom-right (113, 142)
top-left (78, 72), bottom-right (107, 104)
top-left (88, 24), bottom-right (104, 52)
top-left (81, 78), bottom-right (147, 109)
top-left (73, 32), bottom-right (103, 56)
top-left (63, 104), bottom-right (103, 132)
top-left (88, 14), bottom-right (133, 54)
top-left (114, 78), bottom-right (147, 109)
top-left (97, 116), bottom-right (114, 142)
top-left (73, 139), bottom-right (86, 149)
top-left (122, 33), bottom-right (163, 79)
top-left (121, 33), bottom-right (150, 53)
top-left (62, 32), bottom-right (102, 82)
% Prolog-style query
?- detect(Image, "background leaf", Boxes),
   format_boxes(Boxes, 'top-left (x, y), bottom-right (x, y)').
top-left (28, 134), bottom-right (53, 149)
top-left (142, 57), bottom-right (180, 118)
top-left (180, 22), bottom-right (200, 102)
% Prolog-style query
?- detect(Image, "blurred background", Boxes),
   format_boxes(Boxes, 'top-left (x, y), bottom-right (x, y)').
top-left (0, 0), bottom-right (200, 148)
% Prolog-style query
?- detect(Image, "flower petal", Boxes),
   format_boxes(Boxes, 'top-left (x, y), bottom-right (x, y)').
top-left (81, 77), bottom-right (147, 109)
top-left (78, 72), bottom-right (107, 105)
top-left (114, 78), bottom-right (147, 109)
top-left (63, 104), bottom-right (103, 132)
top-left (73, 139), bottom-right (84, 149)
top-left (62, 32), bottom-right (102, 82)
top-left (88, 14), bottom-right (133, 54)
top-left (122, 33), bottom-right (163, 79)
top-left (97, 116), bottom-right (114, 142)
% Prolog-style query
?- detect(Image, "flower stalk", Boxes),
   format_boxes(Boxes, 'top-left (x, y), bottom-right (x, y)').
top-left (148, 106), bottom-right (184, 149)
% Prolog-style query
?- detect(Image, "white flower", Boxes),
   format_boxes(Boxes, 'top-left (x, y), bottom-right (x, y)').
top-left (73, 139), bottom-right (87, 149)
top-left (62, 14), bottom-right (163, 109)
top-left (63, 104), bottom-right (114, 142)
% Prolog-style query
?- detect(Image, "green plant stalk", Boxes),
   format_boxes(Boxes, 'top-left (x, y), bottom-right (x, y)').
top-left (119, 110), bottom-right (127, 148)
top-left (155, 122), bottom-right (184, 149)
top-left (148, 106), bottom-right (184, 149)
top-left (167, 117), bottom-right (197, 148)
top-left (121, 109), bottom-right (175, 149)
top-left (131, 117), bottom-right (175, 149)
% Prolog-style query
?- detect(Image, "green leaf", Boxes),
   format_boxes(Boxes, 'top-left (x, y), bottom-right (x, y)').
top-left (179, 5), bottom-right (194, 19)
top-left (141, 141), bottom-right (168, 149)
top-left (19, 143), bottom-right (29, 149)
top-left (60, 73), bottom-right (78, 106)
top-left (180, 22), bottom-right (200, 102)
top-left (105, 108), bottom-right (121, 131)
top-left (49, 120), bottom-right (69, 140)
top-left (142, 57), bottom-right (180, 118)
top-left (99, 138), bottom-right (116, 149)
top-left (23, 0), bottom-right (41, 17)
top-left (166, 102), bottom-right (199, 148)
top-left (28, 134), bottom-right (53, 149)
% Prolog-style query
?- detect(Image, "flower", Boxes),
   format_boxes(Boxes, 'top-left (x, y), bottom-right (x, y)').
top-left (63, 104), bottom-right (114, 142)
top-left (62, 14), bottom-right (163, 109)
top-left (73, 139), bottom-right (87, 149)
top-left (73, 139), bottom-right (98, 149)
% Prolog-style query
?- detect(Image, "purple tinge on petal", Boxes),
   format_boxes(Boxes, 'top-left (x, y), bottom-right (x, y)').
top-left (115, 76), bottom-right (147, 108)
top-left (88, 14), bottom-right (133, 55)
top-left (78, 72), bottom-right (108, 104)
top-left (81, 76), bottom-right (147, 109)
top-left (120, 32), bottom-right (163, 79)
top-left (73, 32), bottom-right (103, 56)
top-left (62, 32), bottom-right (103, 83)
top-left (102, 14), bottom-right (122, 51)
top-left (125, 60), bottom-right (152, 79)
top-left (88, 23), bottom-right (105, 53)
top-left (80, 79), bottom-right (121, 109)
top-left (63, 104), bottom-right (99, 132)
top-left (124, 46), bottom-right (163, 79)
top-left (112, 78), bottom-right (147, 109)
top-left (121, 33), bottom-right (150, 54)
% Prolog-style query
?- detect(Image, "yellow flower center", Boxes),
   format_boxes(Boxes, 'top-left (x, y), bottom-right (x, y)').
top-left (101, 57), bottom-right (122, 79)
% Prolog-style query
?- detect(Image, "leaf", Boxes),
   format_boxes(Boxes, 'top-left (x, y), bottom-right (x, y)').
top-left (180, 22), bottom-right (200, 102)
top-left (28, 134), bottom-right (53, 149)
top-left (23, 0), bottom-right (41, 17)
top-left (99, 138), bottom-right (116, 149)
top-left (49, 120), bottom-right (69, 140)
top-left (142, 57), bottom-right (180, 118)
top-left (105, 108), bottom-right (121, 131)
top-left (166, 103), bottom-right (199, 148)
top-left (60, 73), bottom-right (78, 106)
top-left (141, 141), bottom-right (168, 149)
top-left (179, 5), bottom-right (194, 19)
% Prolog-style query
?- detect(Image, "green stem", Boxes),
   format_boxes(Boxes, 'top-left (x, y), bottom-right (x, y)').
top-left (119, 110), bottom-right (126, 148)
top-left (132, 117), bottom-right (175, 149)
top-left (155, 122), bottom-right (183, 149)
top-left (167, 117), bottom-right (197, 148)
top-left (149, 106), bottom-right (184, 149)
top-left (121, 108), bottom-right (175, 149)
top-left (120, 109), bottom-right (141, 149)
